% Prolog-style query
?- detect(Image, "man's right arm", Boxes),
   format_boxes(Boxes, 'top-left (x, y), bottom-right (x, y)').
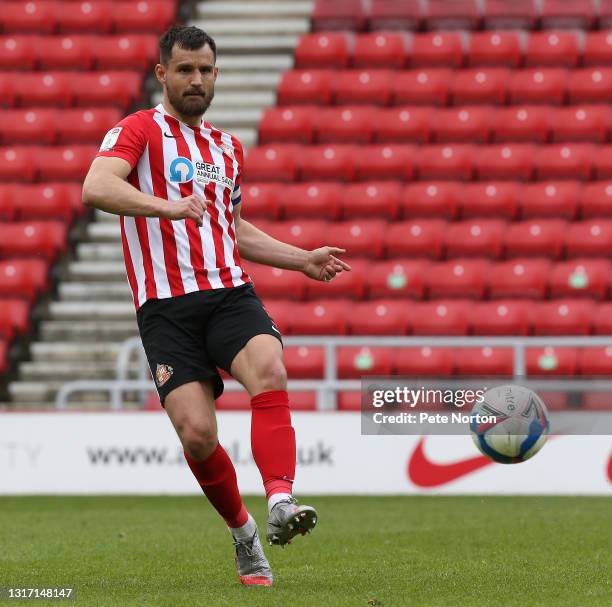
top-left (82, 156), bottom-right (208, 226)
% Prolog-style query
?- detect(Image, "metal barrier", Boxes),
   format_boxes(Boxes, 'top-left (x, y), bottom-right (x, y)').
top-left (54, 335), bottom-right (612, 410)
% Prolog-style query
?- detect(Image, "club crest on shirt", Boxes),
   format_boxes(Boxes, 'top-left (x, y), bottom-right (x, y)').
top-left (99, 127), bottom-right (122, 152)
top-left (220, 143), bottom-right (235, 160)
top-left (155, 363), bottom-right (173, 387)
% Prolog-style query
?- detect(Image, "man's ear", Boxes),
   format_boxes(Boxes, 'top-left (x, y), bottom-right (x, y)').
top-left (154, 63), bottom-right (166, 84)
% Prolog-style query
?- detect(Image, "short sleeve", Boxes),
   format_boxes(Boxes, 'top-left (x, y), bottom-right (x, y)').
top-left (230, 137), bottom-right (244, 206)
top-left (96, 112), bottom-right (148, 169)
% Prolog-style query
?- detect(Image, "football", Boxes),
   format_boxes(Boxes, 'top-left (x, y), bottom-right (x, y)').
top-left (470, 385), bottom-right (550, 464)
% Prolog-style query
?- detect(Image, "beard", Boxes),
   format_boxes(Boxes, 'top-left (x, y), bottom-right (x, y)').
top-left (167, 86), bottom-right (214, 117)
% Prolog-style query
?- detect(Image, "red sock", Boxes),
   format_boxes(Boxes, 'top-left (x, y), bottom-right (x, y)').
top-left (184, 443), bottom-right (248, 528)
top-left (251, 390), bottom-right (296, 498)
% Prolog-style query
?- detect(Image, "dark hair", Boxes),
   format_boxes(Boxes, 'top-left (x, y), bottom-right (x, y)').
top-left (159, 25), bottom-right (217, 65)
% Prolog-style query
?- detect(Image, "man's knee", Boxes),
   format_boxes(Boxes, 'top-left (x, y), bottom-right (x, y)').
top-left (180, 421), bottom-right (218, 460)
top-left (255, 357), bottom-right (287, 392)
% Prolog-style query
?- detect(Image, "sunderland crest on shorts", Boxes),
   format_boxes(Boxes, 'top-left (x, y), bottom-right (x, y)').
top-left (155, 363), bottom-right (173, 387)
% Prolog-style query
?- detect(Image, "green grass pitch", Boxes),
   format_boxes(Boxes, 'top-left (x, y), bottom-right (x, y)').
top-left (1, 496), bottom-right (610, 606)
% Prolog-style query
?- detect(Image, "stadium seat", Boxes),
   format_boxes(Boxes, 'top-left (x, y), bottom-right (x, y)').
top-left (540, 0), bottom-right (596, 29)
top-left (579, 181), bottom-right (612, 218)
top-left (431, 106), bottom-right (492, 143)
top-left (337, 391), bottom-right (361, 411)
top-left (565, 220), bottom-right (612, 257)
top-left (474, 144), bottom-right (534, 180)
top-left (392, 69), bottom-right (452, 106)
top-left (593, 302), bottom-right (612, 334)
top-left (0, 36), bottom-right (35, 71)
top-left (91, 35), bottom-right (156, 70)
top-left (469, 300), bottom-right (533, 335)
top-left (583, 32), bottom-right (612, 66)
top-left (526, 346), bottom-right (578, 375)
top-left (451, 68), bottom-right (509, 104)
top-left (245, 263), bottom-right (307, 300)
top-left (71, 71), bottom-right (143, 107)
top-left (0, 299), bottom-right (30, 339)
top-left (549, 106), bottom-right (610, 143)
top-left (214, 391), bottom-right (252, 410)
top-left (410, 300), bottom-right (472, 335)
top-left (325, 220), bottom-right (387, 258)
top-left (375, 107), bottom-right (432, 143)
top-left (306, 259), bottom-right (367, 299)
top-left (549, 259), bottom-right (610, 299)
top-left (112, 1), bottom-right (175, 33)
top-left (57, 108), bottom-right (122, 143)
top-left (0, 147), bottom-right (35, 182)
top-left (32, 145), bottom-right (97, 181)
top-left (243, 145), bottom-right (298, 182)
top-left (531, 299), bottom-right (595, 335)
top-left (578, 346), bottom-right (612, 375)
top-left (277, 70), bottom-right (334, 106)
top-left (519, 181), bottom-right (579, 219)
top-left (263, 220), bottom-right (328, 251)
top-left (482, 0), bottom-right (538, 30)
top-left (339, 181), bottom-right (401, 219)
top-left (424, 0), bottom-right (481, 30)
top-left (454, 347), bottom-right (514, 375)
top-left (385, 219), bottom-right (446, 258)
top-left (410, 32), bottom-right (464, 68)
top-left (427, 259), bottom-right (490, 298)
top-left (294, 33), bottom-right (352, 69)
top-left (534, 144), bottom-right (594, 180)
top-left (353, 32), bottom-right (409, 68)
top-left (316, 107), bottom-right (375, 144)
top-left (599, 0), bottom-right (612, 29)
top-left (460, 182), bottom-right (519, 219)
top-left (504, 220), bottom-right (567, 258)
top-left (300, 145), bottom-right (355, 181)
top-left (35, 35), bottom-right (92, 69)
top-left (487, 258), bottom-right (551, 299)
top-left (13, 183), bottom-right (82, 220)
top-left (592, 145), bottom-right (612, 179)
top-left (281, 183), bottom-right (341, 220)
top-left (365, 259), bottom-right (430, 299)
top-left (337, 347), bottom-right (393, 378)
top-left (368, 0), bottom-right (422, 31)
top-left (508, 69), bottom-right (568, 104)
top-left (444, 219), bottom-right (506, 258)
top-left (333, 70), bottom-right (393, 106)
top-left (0, 186), bottom-right (16, 220)
top-left (394, 346), bottom-right (455, 375)
top-left (354, 144), bottom-right (416, 181)
top-left (0, 339), bottom-right (7, 374)
top-left (239, 183), bottom-right (281, 219)
top-left (1, 109), bottom-right (57, 144)
top-left (401, 182), bottom-right (460, 219)
top-left (492, 106), bottom-right (549, 143)
top-left (348, 300), bottom-right (409, 335)
top-left (567, 68), bottom-right (612, 103)
top-left (0, 259), bottom-right (49, 301)
top-left (259, 300), bottom-right (294, 334)
top-left (12, 72), bottom-right (72, 107)
top-left (259, 107), bottom-right (315, 144)
top-left (580, 392), bottom-right (612, 410)
top-left (468, 31), bottom-right (523, 67)
top-left (57, 1), bottom-right (113, 33)
top-left (417, 144), bottom-right (474, 180)
top-left (1, 1), bottom-right (56, 33)
top-left (526, 32), bottom-right (579, 67)
top-left (283, 346), bottom-right (325, 379)
top-left (311, 0), bottom-right (368, 32)
top-left (0, 221), bottom-right (68, 260)
top-left (291, 300), bottom-right (350, 335)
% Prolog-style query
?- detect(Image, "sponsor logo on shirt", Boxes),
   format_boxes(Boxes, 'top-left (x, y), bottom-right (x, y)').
top-left (168, 157), bottom-right (234, 188)
top-left (169, 157), bottom-right (194, 183)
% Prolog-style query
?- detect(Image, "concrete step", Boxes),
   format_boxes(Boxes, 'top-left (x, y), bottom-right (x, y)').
top-left (214, 72), bottom-right (281, 90)
top-left (19, 360), bottom-right (142, 381)
top-left (67, 261), bottom-right (124, 280)
top-left (87, 222), bottom-right (120, 241)
top-left (95, 209), bottom-right (117, 222)
top-left (216, 56), bottom-right (292, 73)
top-left (194, 19), bottom-right (309, 36)
top-left (206, 108), bottom-right (263, 127)
top-left (40, 320), bottom-right (139, 341)
top-left (209, 36), bottom-right (300, 54)
top-left (213, 90), bottom-right (277, 107)
top-left (8, 381), bottom-right (143, 405)
top-left (30, 342), bottom-right (122, 363)
top-left (58, 282), bottom-right (130, 302)
top-left (49, 301), bottom-right (135, 321)
top-left (77, 242), bottom-right (123, 261)
top-left (197, 1), bottom-right (313, 18)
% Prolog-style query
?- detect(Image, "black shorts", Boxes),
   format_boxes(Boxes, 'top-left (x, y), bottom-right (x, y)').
top-left (136, 283), bottom-right (282, 405)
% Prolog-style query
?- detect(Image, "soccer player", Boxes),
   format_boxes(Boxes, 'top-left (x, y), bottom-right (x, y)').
top-left (82, 25), bottom-right (350, 586)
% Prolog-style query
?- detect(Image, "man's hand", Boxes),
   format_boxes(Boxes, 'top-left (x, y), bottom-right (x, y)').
top-left (162, 194), bottom-right (211, 227)
top-left (302, 247), bottom-right (352, 281)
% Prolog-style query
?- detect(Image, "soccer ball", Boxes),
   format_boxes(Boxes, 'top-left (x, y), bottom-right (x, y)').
top-left (470, 385), bottom-right (550, 464)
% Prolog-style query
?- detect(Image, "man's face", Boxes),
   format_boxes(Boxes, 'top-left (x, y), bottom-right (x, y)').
top-left (158, 44), bottom-right (218, 117)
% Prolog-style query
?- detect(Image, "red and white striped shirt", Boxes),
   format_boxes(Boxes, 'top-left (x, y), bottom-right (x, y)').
top-left (96, 103), bottom-right (250, 310)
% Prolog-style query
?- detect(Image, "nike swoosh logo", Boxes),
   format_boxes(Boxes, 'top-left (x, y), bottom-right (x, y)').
top-left (271, 325), bottom-right (281, 335)
top-left (164, 132), bottom-right (180, 138)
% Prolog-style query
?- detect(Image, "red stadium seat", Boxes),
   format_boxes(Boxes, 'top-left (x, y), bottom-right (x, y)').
top-left (534, 144), bottom-right (594, 180)
top-left (526, 31), bottom-right (579, 67)
top-left (451, 68), bottom-right (509, 104)
top-left (580, 392), bottom-right (612, 410)
top-left (0, 147), bottom-right (35, 182)
top-left (35, 35), bottom-right (92, 69)
top-left (294, 33), bottom-right (352, 69)
top-left (460, 182), bottom-right (519, 219)
top-left (482, 0), bottom-right (537, 30)
top-left (578, 347), bottom-right (612, 375)
top-left (353, 32), bottom-right (409, 68)
top-left (13, 183), bottom-right (82, 220)
top-left (393, 346), bottom-right (454, 375)
top-left (277, 70), bottom-right (334, 106)
top-left (369, 0), bottom-right (422, 31)
top-left (71, 71), bottom-right (143, 107)
top-left (57, 108), bottom-right (122, 143)
top-left (354, 144), bottom-right (416, 181)
top-left (13, 72), bottom-right (72, 107)
top-left (455, 347), bottom-right (514, 375)
top-left (316, 107), bottom-right (375, 144)
top-left (540, 0), bottom-right (595, 29)
top-left (246, 263), bottom-right (307, 300)
top-left (431, 106), bottom-right (492, 143)
top-left (281, 183), bottom-right (341, 220)
top-left (593, 302), bottom-right (612, 334)
top-left (492, 106), bottom-right (549, 143)
top-left (392, 69), bottom-right (451, 106)
top-left (474, 144), bottom-right (534, 180)
top-left (348, 300), bottom-right (409, 335)
top-left (531, 299), bottom-right (595, 335)
top-left (425, 0), bottom-right (481, 30)
top-left (214, 391), bottom-right (251, 411)
top-left (487, 258), bottom-right (551, 299)
top-left (444, 219), bottom-right (506, 258)
top-left (0, 339), bottom-right (7, 374)
top-left (240, 183), bottom-right (281, 219)
top-left (333, 70), bottom-right (393, 106)
top-left (243, 145), bottom-right (298, 182)
top-left (470, 300), bottom-right (533, 335)
top-left (259, 107), bottom-right (315, 144)
top-left (260, 300), bottom-right (294, 335)
top-left (325, 220), bottom-right (387, 258)
top-left (305, 258), bottom-right (367, 300)
top-left (519, 181), bottom-right (579, 219)
top-left (0, 36), bottom-right (34, 71)
top-left (337, 347), bottom-right (393, 378)
top-left (567, 68), bottom-right (612, 103)
top-left (401, 182), bottom-right (460, 219)
top-left (57, 1), bottom-right (112, 33)
top-left (580, 181), bottom-right (612, 218)
top-left (385, 219), bottom-right (446, 258)
top-left (0, 221), bottom-right (67, 260)
top-left (366, 259), bottom-right (430, 299)
top-left (92, 35), bottom-right (155, 70)
top-left (508, 69), bottom-right (568, 105)
top-left (291, 300), bottom-right (350, 335)
top-left (339, 181), bottom-right (401, 219)
top-left (112, 1), bottom-right (175, 33)
top-left (565, 220), bottom-right (612, 257)
top-left (468, 31), bottom-right (523, 67)
top-left (417, 144), bottom-right (474, 180)
top-left (1, 109), bottom-right (57, 144)
top-left (599, 0), bottom-right (612, 29)
top-left (526, 346), bottom-right (577, 375)
top-left (549, 259), bottom-right (610, 299)
top-left (263, 220), bottom-right (328, 251)
top-left (504, 220), bottom-right (567, 258)
top-left (411, 300), bottom-right (472, 335)
top-left (1, 1), bottom-right (56, 33)
top-left (32, 144), bottom-right (97, 181)
top-left (284, 346), bottom-right (325, 379)
top-left (0, 299), bottom-right (30, 339)
top-left (337, 391), bottom-right (361, 411)
top-left (375, 106), bottom-right (432, 144)
top-left (311, 0), bottom-right (368, 32)
top-left (0, 186), bottom-right (16, 220)
top-left (549, 106), bottom-right (610, 143)
top-left (592, 145), bottom-right (612, 179)
top-left (300, 145), bottom-right (355, 181)
top-left (583, 32), bottom-right (612, 66)
top-left (427, 259), bottom-right (490, 298)
top-left (410, 32), bottom-right (464, 68)
top-left (0, 259), bottom-right (49, 301)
